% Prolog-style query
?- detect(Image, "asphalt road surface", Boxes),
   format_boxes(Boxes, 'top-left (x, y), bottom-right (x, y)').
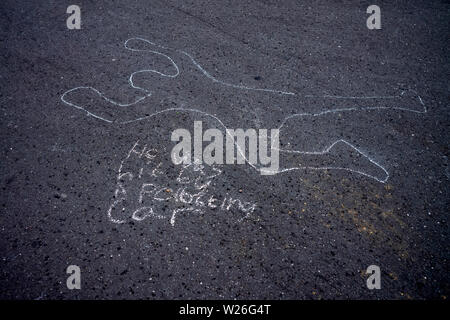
top-left (1, 0), bottom-right (449, 299)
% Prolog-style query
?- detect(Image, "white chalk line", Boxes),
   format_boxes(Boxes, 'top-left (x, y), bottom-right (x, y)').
top-left (275, 140), bottom-right (390, 183)
top-left (179, 50), bottom-right (295, 95)
top-left (60, 37), bottom-right (428, 183)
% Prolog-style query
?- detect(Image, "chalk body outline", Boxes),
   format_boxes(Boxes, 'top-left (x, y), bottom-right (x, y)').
top-left (60, 37), bottom-right (427, 183)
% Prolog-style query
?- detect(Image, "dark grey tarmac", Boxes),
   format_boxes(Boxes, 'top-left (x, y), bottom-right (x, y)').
top-left (0, 0), bottom-right (449, 299)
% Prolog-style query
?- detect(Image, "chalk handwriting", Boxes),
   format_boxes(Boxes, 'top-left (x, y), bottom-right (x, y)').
top-left (107, 141), bottom-right (257, 226)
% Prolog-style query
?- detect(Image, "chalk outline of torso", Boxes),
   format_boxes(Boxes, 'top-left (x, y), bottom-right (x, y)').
top-left (60, 37), bottom-right (427, 183)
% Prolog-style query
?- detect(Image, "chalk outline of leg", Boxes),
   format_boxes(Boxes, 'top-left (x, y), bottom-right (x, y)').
top-left (61, 37), bottom-right (427, 183)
